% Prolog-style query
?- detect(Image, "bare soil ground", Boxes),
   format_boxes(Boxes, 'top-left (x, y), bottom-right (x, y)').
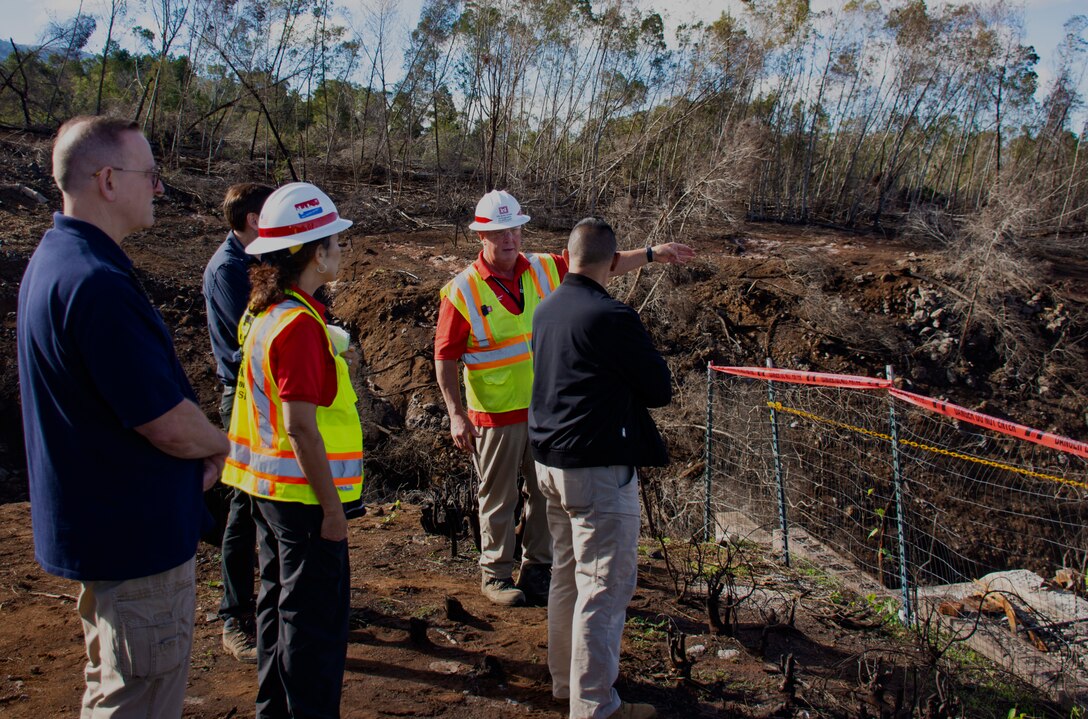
top-left (0, 129), bottom-right (1083, 716)
top-left (0, 499), bottom-right (1033, 719)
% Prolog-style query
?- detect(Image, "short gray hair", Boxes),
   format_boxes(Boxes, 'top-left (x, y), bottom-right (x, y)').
top-left (52, 116), bottom-right (141, 194)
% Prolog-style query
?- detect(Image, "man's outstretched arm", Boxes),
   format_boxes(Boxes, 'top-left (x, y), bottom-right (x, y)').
top-left (610, 242), bottom-right (696, 277)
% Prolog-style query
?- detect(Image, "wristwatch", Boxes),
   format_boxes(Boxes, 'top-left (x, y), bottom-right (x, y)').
top-left (645, 246), bottom-right (654, 263)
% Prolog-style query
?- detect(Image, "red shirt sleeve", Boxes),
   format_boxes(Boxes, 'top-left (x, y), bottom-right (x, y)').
top-left (553, 253), bottom-right (568, 280)
top-left (434, 297), bottom-right (471, 361)
top-left (269, 313), bottom-right (338, 406)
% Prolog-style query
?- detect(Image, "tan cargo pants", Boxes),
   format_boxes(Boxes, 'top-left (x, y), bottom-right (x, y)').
top-left (77, 557), bottom-right (196, 718)
top-left (474, 422), bottom-right (552, 580)
top-left (536, 463), bottom-right (641, 719)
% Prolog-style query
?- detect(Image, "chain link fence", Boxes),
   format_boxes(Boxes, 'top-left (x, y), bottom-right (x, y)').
top-left (702, 363), bottom-right (1088, 704)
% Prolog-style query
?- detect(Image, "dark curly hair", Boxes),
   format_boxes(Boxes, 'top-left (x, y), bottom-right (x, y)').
top-left (247, 236), bottom-right (331, 313)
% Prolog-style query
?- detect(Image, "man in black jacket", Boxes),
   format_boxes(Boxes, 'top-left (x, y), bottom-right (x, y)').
top-left (530, 217), bottom-right (685, 719)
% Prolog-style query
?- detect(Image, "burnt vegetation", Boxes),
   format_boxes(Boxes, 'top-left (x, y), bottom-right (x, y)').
top-left (0, 0), bottom-right (1085, 717)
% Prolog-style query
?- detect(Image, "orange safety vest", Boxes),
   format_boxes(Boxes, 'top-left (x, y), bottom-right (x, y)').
top-left (440, 253), bottom-right (561, 413)
top-left (222, 290), bottom-right (363, 504)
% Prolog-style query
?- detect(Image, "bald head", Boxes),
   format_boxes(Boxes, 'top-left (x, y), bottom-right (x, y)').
top-left (567, 217), bottom-right (617, 271)
top-left (52, 116), bottom-right (141, 195)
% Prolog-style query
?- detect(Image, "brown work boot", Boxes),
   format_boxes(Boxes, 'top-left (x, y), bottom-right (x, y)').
top-left (481, 576), bottom-right (526, 607)
top-left (610, 702), bottom-right (658, 719)
top-left (222, 618), bottom-right (258, 663)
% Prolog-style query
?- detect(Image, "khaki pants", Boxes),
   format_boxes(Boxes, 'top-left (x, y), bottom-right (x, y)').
top-left (78, 557), bottom-right (196, 719)
top-left (536, 463), bottom-right (641, 719)
top-left (474, 422), bottom-right (552, 580)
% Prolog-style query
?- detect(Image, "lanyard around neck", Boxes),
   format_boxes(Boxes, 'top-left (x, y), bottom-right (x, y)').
top-left (490, 274), bottom-right (524, 312)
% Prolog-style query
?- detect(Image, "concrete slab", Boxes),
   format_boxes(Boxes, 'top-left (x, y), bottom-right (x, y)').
top-left (714, 511), bottom-right (774, 546)
top-left (718, 510), bottom-right (1088, 707)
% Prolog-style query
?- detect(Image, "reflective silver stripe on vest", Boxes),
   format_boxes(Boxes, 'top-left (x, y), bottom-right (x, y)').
top-left (450, 272), bottom-right (491, 348)
top-left (246, 301), bottom-right (306, 447)
top-left (526, 254), bottom-right (556, 299)
top-left (462, 339), bottom-right (531, 366)
top-left (229, 440), bottom-right (363, 481)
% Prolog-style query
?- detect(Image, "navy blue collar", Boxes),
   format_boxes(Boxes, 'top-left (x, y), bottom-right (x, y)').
top-left (225, 229), bottom-right (258, 263)
top-left (227, 230), bottom-right (244, 253)
top-left (52, 213), bottom-right (133, 272)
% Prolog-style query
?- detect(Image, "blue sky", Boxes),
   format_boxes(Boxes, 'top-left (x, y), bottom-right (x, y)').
top-left (2, 0), bottom-right (1085, 125)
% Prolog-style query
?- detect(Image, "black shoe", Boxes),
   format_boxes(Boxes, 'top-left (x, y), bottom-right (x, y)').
top-left (516, 564), bottom-right (551, 605)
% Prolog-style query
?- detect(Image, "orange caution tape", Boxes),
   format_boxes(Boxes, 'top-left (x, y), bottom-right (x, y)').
top-left (710, 364), bottom-right (1088, 461)
top-left (710, 365), bottom-right (892, 390)
top-left (889, 389), bottom-right (1088, 460)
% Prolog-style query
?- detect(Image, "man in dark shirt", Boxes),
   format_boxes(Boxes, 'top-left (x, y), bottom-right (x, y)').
top-left (530, 217), bottom-right (682, 719)
top-left (17, 116), bottom-right (229, 717)
top-left (436, 190), bottom-right (692, 608)
top-left (203, 182), bottom-right (273, 663)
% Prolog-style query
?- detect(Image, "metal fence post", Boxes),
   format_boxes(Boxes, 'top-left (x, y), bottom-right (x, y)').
top-left (886, 365), bottom-right (912, 625)
top-left (704, 362), bottom-right (714, 542)
top-left (767, 358), bottom-right (790, 567)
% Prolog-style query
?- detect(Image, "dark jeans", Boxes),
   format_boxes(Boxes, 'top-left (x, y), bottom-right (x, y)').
top-left (218, 385), bottom-right (256, 623)
top-left (219, 488), bottom-right (256, 622)
top-left (253, 498), bottom-right (350, 719)
top-left (218, 383), bottom-right (236, 430)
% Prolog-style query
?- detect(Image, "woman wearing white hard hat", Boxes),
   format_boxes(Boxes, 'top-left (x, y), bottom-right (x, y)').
top-left (221, 181), bottom-right (360, 719)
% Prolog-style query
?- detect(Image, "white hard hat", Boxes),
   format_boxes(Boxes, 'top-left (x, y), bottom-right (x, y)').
top-left (468, 190), bottom-right (530, 231)
top-left (248, 182), bottom-right (353, 255)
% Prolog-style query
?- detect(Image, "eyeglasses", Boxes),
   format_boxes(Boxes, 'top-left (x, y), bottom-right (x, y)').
top-left (480, 226), bottom-right (522, 239)
top-left (92, 166), bottom-right (163, 188)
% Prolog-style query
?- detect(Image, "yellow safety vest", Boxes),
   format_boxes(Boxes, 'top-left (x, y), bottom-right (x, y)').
top-left (222, 290), bottom-right (363, 504)
top-left (440, 253), bottom-right (561, 413)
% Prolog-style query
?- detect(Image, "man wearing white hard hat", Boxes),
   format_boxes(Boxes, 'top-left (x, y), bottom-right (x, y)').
top-left (435, 189), bottom-right (695, 606)
top-left (222, 182), bottom-right (362, 719)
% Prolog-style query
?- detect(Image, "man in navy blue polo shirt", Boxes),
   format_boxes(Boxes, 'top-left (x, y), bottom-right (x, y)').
top-left (203, 182), bottom-right (272, 663)
top-left (17, 116), bottom-right (229, 718)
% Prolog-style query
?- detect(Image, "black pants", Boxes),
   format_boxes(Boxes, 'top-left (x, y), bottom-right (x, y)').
top-left (254, 498), bottom-right (350, 719)
top-left (219, 487), bottom-right (256, 621)
top-left (218, 385), bottom-right (256, 623)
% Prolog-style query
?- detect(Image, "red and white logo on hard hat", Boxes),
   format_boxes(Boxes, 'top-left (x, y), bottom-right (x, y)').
top-left (295, 198), bottom-right (322, 219)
